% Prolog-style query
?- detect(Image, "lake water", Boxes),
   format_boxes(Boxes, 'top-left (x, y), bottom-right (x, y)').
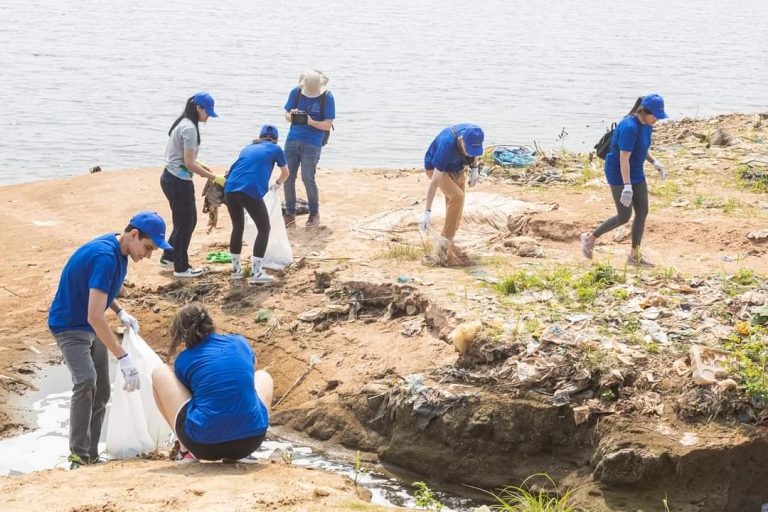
top-left (1, 0), bottom-right (767, 185)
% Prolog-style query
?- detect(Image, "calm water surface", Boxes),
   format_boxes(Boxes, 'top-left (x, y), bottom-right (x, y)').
top-left (1, 0), bottom-right (767, 185)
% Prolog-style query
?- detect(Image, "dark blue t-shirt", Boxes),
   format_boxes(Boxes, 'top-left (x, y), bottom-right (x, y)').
top-left (174, 333), bottom-right (269, 444)
top-left (604, 115), bottom-right (653, 185)
top-left (424, 124), bottom-right (477, 174)
top-left (284, 87), bottom-right (336, 147)
top-left (225, 141), bottom-right (287, 200)
top-left (48, 234), bottom-right (127, 333)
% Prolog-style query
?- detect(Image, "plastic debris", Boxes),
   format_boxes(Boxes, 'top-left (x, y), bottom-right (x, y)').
top-left (680, 432), bottom-right (699, 446)
top-left (206, 251), bottom-right (232, 263)
top-left (690, 345), bottom-right (731, 385)
top-left (298, 304), bottom-right (350, 322)
top-left (397, 275), bottom-right (410, 284)
top-left (491, 146), bottom-right (535, 168)
top-left (450, 320), bottom-right (482, 354)
top-left (255, 309), bottom-right (273, 323)
top-left (640, 319), bottom-right (668, 344)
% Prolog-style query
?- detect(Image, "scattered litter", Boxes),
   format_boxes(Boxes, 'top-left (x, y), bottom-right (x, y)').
top-left (397, 275), bottom-right (410, 284)
top-left (747, 230), bottom-right (768, 241)
top-left (402, 318), bottom-right (425, 337)
top-left (491, 146), bottom-right (535, 168)
top-left (690, 345), bottom-right (731, 385)
top-left (206, 251), bottom-right (231, 263)
top-left (539, 325), bottom-right (585, 347)
top-left (721, 254), bottom-right (748, 262)
top-left (450, 320), bottom-right (483, 355)
top-left (640, 319), bottom-right (668, 344)
top-left (673, 358), bottom-right (690, 376)
top-left (504, 236), bottom-right (543, 257)
top-left (680, 432), bottom-right (699, 446)
top-left (565, 314), bottom-right (592, 323)
top-left (298, 304), bottom-right (350, 322)
top-left (255, 309), bottom-right (273, 323)
top-left (89, 165), bottom-right (102, 173)
top-left (640, 307), bottom-right (662, 320)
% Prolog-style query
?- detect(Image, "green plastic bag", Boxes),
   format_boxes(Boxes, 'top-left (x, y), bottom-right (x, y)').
top-left (206, 252), bottom-right (232, 264)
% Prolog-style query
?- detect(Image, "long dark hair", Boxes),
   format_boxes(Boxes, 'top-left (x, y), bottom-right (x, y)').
top-left (168, 97), bottom-right (201, 145)
top-left (167, 302), bottom-right (215, 362)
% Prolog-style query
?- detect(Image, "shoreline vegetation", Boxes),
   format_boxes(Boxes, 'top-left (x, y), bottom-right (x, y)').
top-left (1, 112), bottom-right (768, 511)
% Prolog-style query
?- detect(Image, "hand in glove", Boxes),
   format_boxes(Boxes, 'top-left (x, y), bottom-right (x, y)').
top-left (213, 175), bottom-right (226, 188)
top-left (468, 167), bottom-right (479, 187)
top-left (269, 181), bottom-right (281, 192)
top-left (118, 354), bottom-right (141, 392)
top-left (619, 184), bottom-right (633, 207)
top-left (419, 210), bottom-right (431, 232)
top-left (652, 159), bottom-right (667, 181)
top-left (117, 309), bottom-right (140, 334)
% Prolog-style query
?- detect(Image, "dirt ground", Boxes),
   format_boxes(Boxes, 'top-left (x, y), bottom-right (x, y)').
top-left (1, 112), bottom-right (768, 511)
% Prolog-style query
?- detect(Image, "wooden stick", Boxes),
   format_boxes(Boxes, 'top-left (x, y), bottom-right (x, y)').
top-left (274, 351), bottom-right (328, 408)
top-left (0, 373), bottom-right (39, 391)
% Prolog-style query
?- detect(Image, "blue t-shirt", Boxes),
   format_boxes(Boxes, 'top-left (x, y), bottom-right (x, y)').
top-left (48, 234), bottom-right (128, 333)
top-left (604, 115), bottom-right (653, 186)
top-left (174, 333), bottom-right (269, 444)
top-left (424, 124), bottom-right (477, 174)
top-left (225, 141), bottom-right (287, 200)
top-left (284, 87), bottom-right (336, 147)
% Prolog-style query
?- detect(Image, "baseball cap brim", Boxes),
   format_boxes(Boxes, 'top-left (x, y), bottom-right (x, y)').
top-left (653, 108), bottom-right (668, 120)
top-left (152, 236), bottom-right (173, 251)
top-left (466, 144), bottom-right (484, 157)
top-left (205, 106), bottom-right (219, 118)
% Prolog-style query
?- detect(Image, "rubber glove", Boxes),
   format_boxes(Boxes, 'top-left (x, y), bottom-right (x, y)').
top-left (118, 354), bottom-right (141, 392)
top-left (117, 309), bottom-right (140, 334)
top-left (419, 210), bottom-right (431, 232)
top-left (269, 181), bottom-right (281, 192)
top-left (468, 167), bottom-right (479, 187)
top-left (620, 184), bottom-right (633, 207)
top-left (652, 159), bottom-right (667, 181)
top-left (213, 175), bottom-right (226, 187)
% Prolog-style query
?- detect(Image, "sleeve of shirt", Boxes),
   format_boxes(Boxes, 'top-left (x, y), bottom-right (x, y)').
top-left (274, 146), bottom-right (287, 167)
top-left (180, 123), bottom-right (199, 152)
top-left (431, 139), bottom-right (452, 172)
top-left (323, 92), bottom-right (335, 120)
top-left (88, 253), bottom-right (115, 295)
top-left (616, 121), bottom-right (639, 152)
top-left (284, 88), bottom-right (298, 112)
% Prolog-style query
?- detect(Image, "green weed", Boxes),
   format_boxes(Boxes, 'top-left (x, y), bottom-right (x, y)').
top-left (722, 196), bottom-right (740, 214)
top-left (472, 474), bottom-right (582, 512)
top-left (650, 181), bottom-right (681, 199)
top-left (732, 267), bottom-right (758, 286)
top-left (413, 481), bottom-right (444, 511)
top-left (372, 242), bottom-right (430, 261)
top-left (737, 163), bottom-right (768, 193)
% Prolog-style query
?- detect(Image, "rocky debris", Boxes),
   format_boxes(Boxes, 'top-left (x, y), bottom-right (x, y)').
top-left (503, 236), bottom-right (543, 257)
top-left (593, 447), bottom-right (675, 485)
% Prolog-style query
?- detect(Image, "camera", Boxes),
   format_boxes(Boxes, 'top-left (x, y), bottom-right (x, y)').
top-left (291, 111), bottom-right (309, 125)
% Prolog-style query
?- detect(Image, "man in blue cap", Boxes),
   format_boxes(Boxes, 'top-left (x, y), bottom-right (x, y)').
top-left (420, 124), bottom-right (484, 263)
top-left (48, 211), bottom-right (172, 469)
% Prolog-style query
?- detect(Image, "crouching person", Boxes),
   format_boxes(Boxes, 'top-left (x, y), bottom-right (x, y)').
top-left (152, 302), bottom-right (273, 462)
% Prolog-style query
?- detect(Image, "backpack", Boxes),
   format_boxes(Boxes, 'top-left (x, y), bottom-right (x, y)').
top-left (293, 90), bottom-right (334, 146)
top-left (594, 96), bottom-right (644, 159)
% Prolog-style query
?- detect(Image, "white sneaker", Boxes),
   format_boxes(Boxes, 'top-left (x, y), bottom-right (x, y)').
top-left (159, 258), bottom-right (173, 269)
top-left (231, 267), bottom-right (244, 279)
top-left (248, 270), bottom-right (274, 285)
top-left (174, 267), bottom-right (205, 278)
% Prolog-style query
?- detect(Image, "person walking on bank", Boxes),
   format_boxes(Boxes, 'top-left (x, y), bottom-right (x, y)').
top-left (160, 92), bottom-right (226, 278)
top-left (419, 124), bottom-right (485, 262)
top-left (224, 125), bottom-right (289, 284)
top-left (48, 211), bottom-right (172, 469)
top-left (580, 94), bottom-right (669, 268)
top-left (282, 70), bottom-right (335, 228)
top-left (152, 302), bottom-right (273, 463)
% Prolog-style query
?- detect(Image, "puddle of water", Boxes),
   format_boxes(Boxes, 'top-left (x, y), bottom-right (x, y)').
top-left (0, 365), bottom-right (479, 510)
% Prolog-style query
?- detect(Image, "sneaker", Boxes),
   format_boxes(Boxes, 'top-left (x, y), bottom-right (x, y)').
top-left (580, 233), bottom-right (595, 260)
top-left (68, 453), bottom-right (87, 470)
top-left (159, 258), bottom-right (173, 269)
top-left (231, 263), bottom-right (244, 280)
top-left (87, 456), bottom-right (106, 465)
top-left (249, 270), bottom-right (274, 285)
top-left (305, 214), bottom-right (320, 228)
top-left (627, 254), bottom-right (655, 268)
top-left (174, 267), bottom-right (205, 278)
top-left (283, 214), bottom-right (296, 228)
top-left (222, 454), bottom-right (259, 464)
top-left (175, 449), bottom-right (199, 465)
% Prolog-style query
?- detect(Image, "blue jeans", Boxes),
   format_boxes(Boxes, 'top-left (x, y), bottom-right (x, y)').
top-left (284, 140), bottom-right (322, 215)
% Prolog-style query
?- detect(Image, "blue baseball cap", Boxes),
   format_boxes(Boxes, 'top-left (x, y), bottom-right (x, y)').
top-left (192, 92), bottom-right (218, 118)
top-left (640, 94), bottom-right (668, 120)
top-left (129, 211), bottom-right (172, 251)
top-left (260, 124), bottom-right (279, 140)
top-left (461, 126), bottom-right (485, 157)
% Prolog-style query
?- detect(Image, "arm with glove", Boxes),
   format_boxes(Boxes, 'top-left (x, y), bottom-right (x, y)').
top-left (420, 169), bottom-right (443, 231)
top-left (269, 165), bottom-right (290, 192)
top-left (647, 154), bottom-right (667, 181)
top-left (619, 151), bottom-right (633, 207)
top-left (88, 292), bottom-right (140, 392)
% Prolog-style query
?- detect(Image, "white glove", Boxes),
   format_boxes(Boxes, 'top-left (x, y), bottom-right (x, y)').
top-left (419, 210), bottom-right (431, 232)
top-left (468, 167), bottom-right (479, 187)
top-left (619, 184), bottom-right (633, 208)
top-left (269, 181), bottom-right (281, 192)
top-left (118, 309), bottom-right (140, 334)
top-left (118, 354), bottom-right (141, 392)
top-left (652, 159), bottom-right (667, 181)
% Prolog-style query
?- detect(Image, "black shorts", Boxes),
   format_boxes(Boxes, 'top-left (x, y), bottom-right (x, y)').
top-left (175, 401), bottom-right (266, 461)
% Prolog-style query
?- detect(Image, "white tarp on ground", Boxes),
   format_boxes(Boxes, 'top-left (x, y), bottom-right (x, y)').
top-left (106, 330), bottom-right (171, 459)
top-left (355, 192), bottom-right (556, 247)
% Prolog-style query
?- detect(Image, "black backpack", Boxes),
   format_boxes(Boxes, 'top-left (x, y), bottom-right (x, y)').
top-left (594, 96), bottom-right (643, 159)
top-left (293, 90), bottom-right (334, 146)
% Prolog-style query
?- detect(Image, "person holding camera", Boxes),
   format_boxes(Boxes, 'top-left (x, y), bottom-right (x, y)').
top-left (224, 124), bottom-right (289, 285)
top-left (419, 124), bottom-right (485, 263)
top-left (580, 94), bottom-right (669, 268)
top-left (282, 70), bottom-right (335, 228)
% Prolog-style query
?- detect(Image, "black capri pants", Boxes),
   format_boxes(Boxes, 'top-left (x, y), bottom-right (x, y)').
top-left (225, 191), bottom-right (270, 258)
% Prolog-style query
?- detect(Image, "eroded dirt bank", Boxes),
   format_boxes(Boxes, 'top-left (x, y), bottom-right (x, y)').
top-left (2, 113), bottom-right (768, 511)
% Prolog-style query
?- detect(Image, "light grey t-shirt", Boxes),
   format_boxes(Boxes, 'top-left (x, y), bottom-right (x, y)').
top-left (164, 118), bottom-right (199, 180)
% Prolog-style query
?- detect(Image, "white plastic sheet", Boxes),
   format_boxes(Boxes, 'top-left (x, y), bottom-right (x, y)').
top-left (106, 330), bottom-right (171, 459)
top-left (243, 190), bottom-right (293, 270)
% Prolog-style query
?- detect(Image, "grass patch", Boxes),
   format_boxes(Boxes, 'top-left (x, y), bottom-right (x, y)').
top-left (650, 181), bottom-right (681, 200)
top-left (723, 333), bottom-right (768, 402)
top-left (722, 196), bottom-right (740, 214)
top-left (472, 474), bottom-right (583, 512)
top-left (737, 163), bottom-right (768, 192)
top-left (372, 242), bottom-right (429, 261)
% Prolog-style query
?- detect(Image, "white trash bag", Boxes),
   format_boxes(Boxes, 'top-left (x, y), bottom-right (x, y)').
top-left (243, 190), bottom-right (293, 270)
top-left (106, 329), bottom-right (171, 459)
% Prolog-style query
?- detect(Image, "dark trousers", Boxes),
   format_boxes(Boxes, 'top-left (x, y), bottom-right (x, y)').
top-left (225, 191), bottom-right (270, 258)
top-left (592, 181), bottom-right (649, 248)
top-left (161, 169), bottom-right (197, 272)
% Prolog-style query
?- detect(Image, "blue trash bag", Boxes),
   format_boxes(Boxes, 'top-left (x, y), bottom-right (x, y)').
top-left (492, 146), bottom-right (535, 168)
